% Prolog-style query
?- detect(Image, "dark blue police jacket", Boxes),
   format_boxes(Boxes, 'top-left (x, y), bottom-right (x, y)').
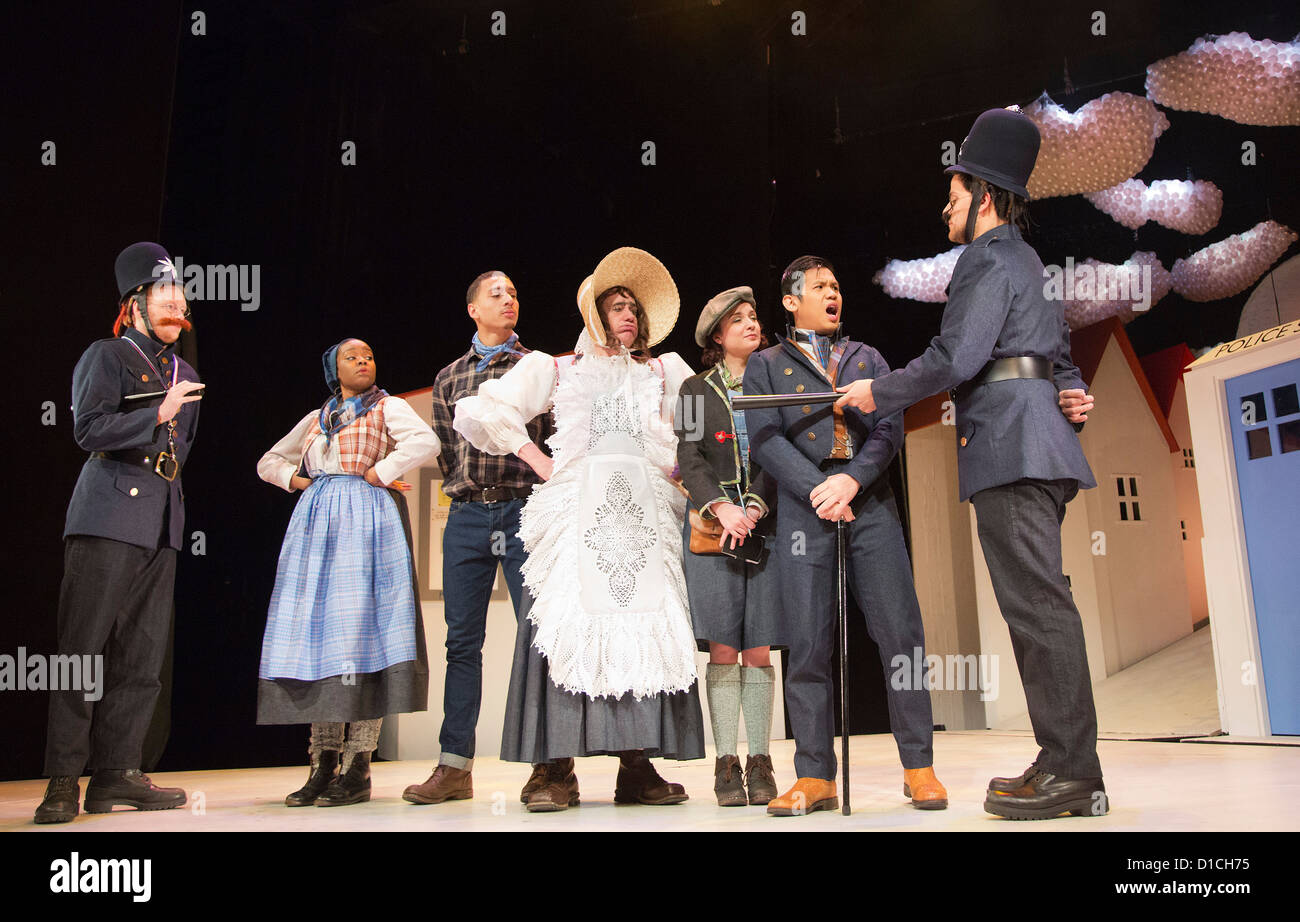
top-left (871, 224), bottom-right (1096, 502)
top-left (63, 327), bottom-right (201, 550)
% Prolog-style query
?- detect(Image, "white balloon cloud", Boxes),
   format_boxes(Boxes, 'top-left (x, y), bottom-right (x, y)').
top-left (873, 246), bottom-right (966, 302)
top-left (1055, 251), bottom-right (1173, 330)
top-left (1171, 220), bottom-right (1299, 302)
top-left (1024, 92), bottom-right (1170, 199)
top-left (1146, 32), bottom-right (1300, 127)
top-left (1085, 179), bottom-right (1223, 235)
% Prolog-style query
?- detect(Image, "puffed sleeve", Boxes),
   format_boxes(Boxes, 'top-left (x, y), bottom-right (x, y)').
top-left (453, 350), bottom-right (556, 455)
top-left (373, 397), bottom-right (441, 486)
top-left (657, 352), bottom-right (695, 420)
top-left (257, 411), bottom-right (319, 491)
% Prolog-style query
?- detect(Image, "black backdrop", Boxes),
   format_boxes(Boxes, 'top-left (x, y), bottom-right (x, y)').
top-left (4, 0), bottom-right (1297, 780)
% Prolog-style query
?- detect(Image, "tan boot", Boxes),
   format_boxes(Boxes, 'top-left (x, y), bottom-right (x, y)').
top-left (903, 766), bottom-right (948, 810)
top-left (766, 777), bottom-right (838, 816)
top-left (402, 764), bottom-right (472, 804)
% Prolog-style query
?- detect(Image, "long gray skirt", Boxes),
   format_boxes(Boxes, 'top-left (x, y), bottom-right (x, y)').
top-left (680, 515), bottom-right (785, 653)
top-left (500, 590), bottom-right (705, 764)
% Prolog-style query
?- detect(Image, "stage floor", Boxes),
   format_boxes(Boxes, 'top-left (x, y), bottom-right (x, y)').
top-left (5, 731), bottom-right (1297, 832)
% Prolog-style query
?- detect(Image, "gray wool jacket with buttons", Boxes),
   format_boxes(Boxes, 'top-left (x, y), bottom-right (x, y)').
top-left (745, 337), bottom-right (903, 502)
top-left (871, 223), bottom-right (1096, 502)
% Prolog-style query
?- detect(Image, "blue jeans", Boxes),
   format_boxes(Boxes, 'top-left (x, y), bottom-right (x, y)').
top-left (438, 498), bottom-right (528, 766)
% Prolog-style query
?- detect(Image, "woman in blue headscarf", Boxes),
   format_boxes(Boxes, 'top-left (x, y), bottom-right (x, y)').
top-left (256, 338), bottom-right (439, 807)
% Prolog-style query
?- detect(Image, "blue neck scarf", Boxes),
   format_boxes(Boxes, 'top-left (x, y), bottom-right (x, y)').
top-left (319, 340), bottom-right (387, 443)
top-left (472, 332), bottom-right (524, 371)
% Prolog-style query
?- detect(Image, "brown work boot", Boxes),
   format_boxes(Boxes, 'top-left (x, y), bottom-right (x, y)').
top-left (402, 764), bottom-right (472, 804)
top-left (714, 755), bottom-right (747, 807)
top-left (614, 751), bottom-right (688, 805)
top-left (766, 777), bottom-right (837, 816)
top-left (903, 766), bottom-right (948, 810)
top-left (525, 759), bottom-right (580, 813)
top-left (744, 753), bottom-right (778, 805)
top-left (520, 762), bottom-right (549, 803)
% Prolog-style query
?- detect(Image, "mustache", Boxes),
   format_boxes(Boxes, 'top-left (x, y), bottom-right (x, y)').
top-left (156, 316), bottom-right (193, 332)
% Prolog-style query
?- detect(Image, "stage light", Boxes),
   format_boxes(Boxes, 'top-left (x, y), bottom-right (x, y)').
top-left (1059, 251), bottom-right (1173, 330)
top-left (873, 246), bottom-right (967, 302)
top-left (1085, 179), bottom-right (1223, 235)
top-left (1146, 32), bottom-right (1300, 127)
top-left (1024, 92), bottom-right (1170, 199)
top-left (1171, 220), bottom-right (1299, 302)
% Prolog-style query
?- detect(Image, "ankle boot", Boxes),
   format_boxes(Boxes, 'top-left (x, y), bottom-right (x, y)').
top-left (714, 755), bottom-right (747, 807)
top-left (285, 750), bottom-right (339, 807)
top-left (614, 751), bottom-right (688, 805)
top-left (84, 769), bottom-right (186, 814)
top-left (34, 776), bottom-right (80, 824)
top-left (744, 754), bottom-right (778, 805)
top-left (317, 751), bottom-right (372, 806)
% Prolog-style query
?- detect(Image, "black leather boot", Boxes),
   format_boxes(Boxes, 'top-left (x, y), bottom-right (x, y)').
top-left (84, 769), bottom-right (186, 813)
top-left (316, 751), bottom-right (372, 806)
top-left (285, 750), bottom-right (340, 807)
top-left (34, 776), bottom-right (80, 824)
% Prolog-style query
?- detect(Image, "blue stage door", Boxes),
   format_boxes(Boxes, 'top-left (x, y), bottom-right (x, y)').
top-left (1225, 358), bottom-right (1300, 735)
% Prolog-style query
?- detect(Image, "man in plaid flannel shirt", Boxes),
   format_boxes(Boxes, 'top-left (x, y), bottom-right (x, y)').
top-left (403, 271), bottom-right (554, 805)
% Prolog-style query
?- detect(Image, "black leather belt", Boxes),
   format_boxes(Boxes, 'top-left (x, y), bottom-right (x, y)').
top-left (461, 485), bottom-right (531, 503)
top-left (91, 448), bottom-right (181, 481)
top-left (951, 356), bottom-right (1053, 403)
top-left (92, 449), bottom-right (162, 468)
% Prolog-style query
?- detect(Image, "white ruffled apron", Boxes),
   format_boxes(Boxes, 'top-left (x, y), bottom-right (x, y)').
top-left (518, 351), bottom-right (695, 700)
top-left (578, 450), bottom-right (665, 614)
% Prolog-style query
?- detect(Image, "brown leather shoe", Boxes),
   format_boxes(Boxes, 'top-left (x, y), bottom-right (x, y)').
top-left (714, 755), bottom-right (747, 807)
top-left (614, 752), bottom-right (688, 805)
top-left (902, 766), bottom-right (948, 810)
top-left (744, 754), bottom-right (778, 805)
top-left (766, 777), bottom-right (838, 816)
top-left (525, 760), bottom-right (580, 813)
top-left (402, 764), bottom-right (472, 804)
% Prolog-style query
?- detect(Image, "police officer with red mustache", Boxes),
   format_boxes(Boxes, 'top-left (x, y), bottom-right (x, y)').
top-left (36, 242), bottom-right (203, 824)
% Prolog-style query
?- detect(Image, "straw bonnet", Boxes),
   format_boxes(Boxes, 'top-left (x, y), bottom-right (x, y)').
top-left (576, 247), bottom-right (680, 349)
top-left (694, 285), bottom-right (756, 347)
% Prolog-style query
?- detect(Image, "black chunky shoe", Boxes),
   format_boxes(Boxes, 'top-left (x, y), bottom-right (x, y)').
top-left (316, 751), bottom-right (372, 807)
top-left (285, 750), bottom-right (340, 807)
top-left (34, 776), bottom-right (80, 824)
top-left (84, 769), bottom-right (186, 814)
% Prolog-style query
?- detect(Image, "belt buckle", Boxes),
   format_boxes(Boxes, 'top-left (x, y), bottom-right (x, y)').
top-left (154, 451), bottom-right (179, 482)
top-left (481, 486), bottom-right (502, 503)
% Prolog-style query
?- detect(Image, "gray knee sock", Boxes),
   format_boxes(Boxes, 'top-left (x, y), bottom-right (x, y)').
top-left (342, 718), bottom-right (383, 771)
top-left (309, 722), bottom-right (345, 759)
top-left (740, 666), bottom-right (775, 756)
top-left (705, 663), bottom-right (742, 757)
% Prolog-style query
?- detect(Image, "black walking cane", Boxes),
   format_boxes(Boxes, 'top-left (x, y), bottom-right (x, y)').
top-left (733, 391), bottom-right (852, 815)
